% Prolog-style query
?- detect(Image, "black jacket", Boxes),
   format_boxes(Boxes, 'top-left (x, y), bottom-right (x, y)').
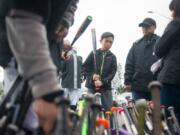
top-left (61, 51), bottom-right (82, 89)
top-left (124, 34), bottom-right (160, 91)
top-left (82, 49), bottom-right (117, 91)
top-left (0, 17), bottom-right (13, 67)
top-left (155, 19), bottom-right (180, 85)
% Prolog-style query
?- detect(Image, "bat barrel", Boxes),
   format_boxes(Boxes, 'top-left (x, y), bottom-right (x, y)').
top-left (71, 16), bottom-right (92, 46)
top-left (148, 81), bottom-right (162, 135)
top-left (135, 99), bottom-right (146, 135)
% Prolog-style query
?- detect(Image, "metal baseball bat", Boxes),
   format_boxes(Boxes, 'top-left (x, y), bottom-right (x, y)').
top-left (91, 28), bottom-right (98, 74)
top-left (71, 16), bottom-right (93, 46)
top-left (168, 106), bottom-right (180, 134)
top-left (118, 108), bottom-right (134, 134)
top-left (123, 107), bottom-right (138, 135)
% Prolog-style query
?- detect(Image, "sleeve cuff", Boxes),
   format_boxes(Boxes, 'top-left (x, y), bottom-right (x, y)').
top-left (41, 90), bottom-right (64, 103)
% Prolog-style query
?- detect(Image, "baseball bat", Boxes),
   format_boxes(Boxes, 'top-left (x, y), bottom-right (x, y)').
top-left (168, 106), bottom-right (180, 134)
top-left (96, 118), bottom-right (109, 135)
top-left (167, 117), bottom-right (176, 134)
top-left (148, 81), bottom-right (163, 135)
top-left (91, 28), bottom-right (98, 73)
top-left (118, 108), bottom-right (134, 134)
top-left (71, 16), bottom-right (92, 46)
top-left (135, 99), bottom-right (146, 135)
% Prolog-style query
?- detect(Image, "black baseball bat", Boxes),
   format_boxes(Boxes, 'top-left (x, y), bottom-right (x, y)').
top-left (71, 16), bottom-right (92, 46)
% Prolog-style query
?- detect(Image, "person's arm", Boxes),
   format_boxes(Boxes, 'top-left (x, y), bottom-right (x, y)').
top-left (155, 21), bottom-right (180, 58)
top-left (124, 44), bottom-right (135, 86)
top-left (61, 0), bottom-right (79, 28)
top-left (101, 55), bottom-right (117, 86)
top-left (48, 0), bottom-right (79, 41)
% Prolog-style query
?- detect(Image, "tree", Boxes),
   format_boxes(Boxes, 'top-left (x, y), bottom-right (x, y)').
top-left (112, 63), bottom-right (125, 93)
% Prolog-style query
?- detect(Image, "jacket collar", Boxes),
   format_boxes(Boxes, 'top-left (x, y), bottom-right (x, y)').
top-left (97, 48), bottom-right (112, 55)
top-left (143, 33), bottom-right (158, 40)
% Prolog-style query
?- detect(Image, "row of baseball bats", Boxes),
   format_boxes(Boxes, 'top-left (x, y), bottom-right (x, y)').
top-left (74, 81), bottom-right (180, 135)
top-left (0, 77), bottom-right (179, 135)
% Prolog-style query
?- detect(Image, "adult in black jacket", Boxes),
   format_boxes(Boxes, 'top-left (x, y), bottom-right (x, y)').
top-left (82, 32), bottom-right (117, 111)
top-left (154, 0), bottom-right (180, 123)
top-left (124, 18), bottom-right (160, 101)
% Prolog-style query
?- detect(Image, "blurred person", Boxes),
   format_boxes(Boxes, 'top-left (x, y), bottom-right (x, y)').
top-left (154, 0), bottom-right (180, 123)
top-left (61, 40), bottom-right (82, 110)
top-left (0, 0), bottom-right (79, 134)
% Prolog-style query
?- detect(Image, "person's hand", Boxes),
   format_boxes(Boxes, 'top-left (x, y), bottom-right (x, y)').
top-left (63, 40), bottom-right (72, 51)
top-left (34, 99), bottom-right (58, 135)
top-left (61, 51), bottom-right (70, 60)
top-left (55, 25), bottom-right (69, 41)
top-left (61, 40), bottom-right (72, 60)
top-left (125, 85), bottom-right (132, 92)
top-left (93, 74), bottom-right (100, 81)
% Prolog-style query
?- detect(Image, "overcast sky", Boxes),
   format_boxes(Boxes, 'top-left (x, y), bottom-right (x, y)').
top-left (0, 0), bottom-right (172, 82)
top-left (66, 0), bottom-right (172, 72)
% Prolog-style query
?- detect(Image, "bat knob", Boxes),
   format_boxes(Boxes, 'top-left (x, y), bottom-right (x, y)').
top-left (96, 118), bottom-right (110, 129)
top-left (84, 93), bottom-right (95, 102)
top-left (118, 108), bottom-right (125, 113)
top-left (111, 107), bottom-right (118, 112)
top-left (160, 105), bottom-right (166, 109)
top-left (168, 106), bottom-right (174, 111)
top-left (105, 111), bottom-right (112, 116)
top-left (94, 92), bottom-right (101, 97)
top-left (148, 81), bottom-right (162, 91)
top-left (135, 99), bottom-right (147, 108)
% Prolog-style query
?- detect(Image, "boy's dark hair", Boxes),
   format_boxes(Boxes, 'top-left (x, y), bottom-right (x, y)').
top-left (169, 0), bottom-right (180, 17)
top-left (100, 32), bottom-right (114, 40)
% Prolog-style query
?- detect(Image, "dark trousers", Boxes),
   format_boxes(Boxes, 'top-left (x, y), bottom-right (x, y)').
top-left (132, 91), bottom-right (151, 101)
top-left (89, 89), bottom-right (113, 111)
top-left (161, 84), bottom-right (180, 123)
